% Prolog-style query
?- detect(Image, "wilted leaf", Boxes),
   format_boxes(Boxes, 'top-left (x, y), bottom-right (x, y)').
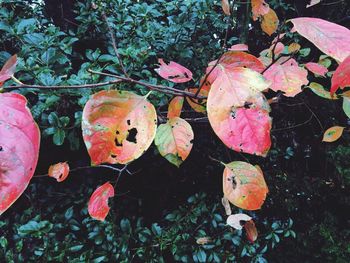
top-left (82, 90), bottom-right (157, 165)
top-left (48, 162), bottom-right (70, 182)
top-left (308, 82), bottom-right (338, 100)
top-left (223, 161), bottom-right (268, 210)
top-left (221, 0), bottom-right (231, 15)
top-left (167, 96), bottom-right (184, 119)
top-left (88, 182), bottom-right (114, 221)
top-left (322, 126), bottom-right (344, 142)
top-left (227, 213), bottom-right (252, 230)
top-left (264, 59), bottom-right (309, 97)
top-left (261, 8), bottom-right (279, 36)
top-left (155, 59), bottom-right (193, 83)
top-left (206, 51), bottom-right (265, 84)
top-left (305, 62), bottom-right (328, 77)
top-left (251, 0), bottom-right (270, 21)
top-left (229, 44), bottom-right (249, 52)
top-left (155, 117), bottom-right (194, 167)
top-left (330, 55), bottom-right (350, 95)
top-left (0, 55), bottom-right (17, 86)
top-left (207, 67), bottom-right (272, 156)
top-left (290, 17), bottom-right (350, 62)
top-left (244, 220), bottom-right (258, 243)
top-left (0, 93), bottom-right (40, 215)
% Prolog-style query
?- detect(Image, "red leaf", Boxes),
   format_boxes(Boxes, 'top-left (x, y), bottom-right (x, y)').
top-left (155, 59), bottom-right (193, 83)
top-left (245, 220), bottom-right (258, 243)
top-left (290, 17), bottom-right (350, 62)
top-left (82, 90), bottom-right (157, 165)
top-left (0, 93), bottom-right (40, 215)
top-left (305, 62), bottom-right (328, 77)
top-left (48, 162), bottom-right (70, 182)
top-left (167, 96), bottom-right (184, 119)
top-left (88, 182), bottom-right (115, 221)
top-left (0, 55), bottom-right (17, 86)
top-left (223, 161), bottom-right (268, 210)
top-left (330, 55), bottom-right (350, 94)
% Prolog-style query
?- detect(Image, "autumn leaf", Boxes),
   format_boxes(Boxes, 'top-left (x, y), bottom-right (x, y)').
top-left (322, 126), bottom-right (344, 142)
top-left (0, 93), bottom-right (40, 215)
top-left (342, 96), bottom-right (350, 118)
top-left (251, 0), bottom-right (270, 21)
top-left (307, 0), bottom-right (321, 8)
top-left (167, 96), bottom-right (184, 119)
top-left (0, 55), bottom-right (17, 86)
top-left (273, 42), bottom-right (285, 56)
top-left (206, 51), bottom-right (265, 84)
top-left (82, 90), bottom-right (157, 165)
top-left (48, 162), bottom-right (70, 182)
top-left (330, 55), bottom-right (350, 95)
top-left (229, 44), bottom-right (249, 52)
top-left (186, 78), bottom-right (211, 113)
top-left (223, 161), bottom-right (269, 210)
top-left (227, 213), bottom-right (252, 230)
top-left (308, 82), bottom-right (338, 100)
top-left (155, 59), bottom-right (193, 83)
top-left (261, 8), bottom-right (279, 36)
top-left (207, 68), bottom-right (272, 156)
top-left (290, 17), bottom-right (350, 62)
top-left (155, 117), bottom-right (194, 167)
top-left (221, 0), bottom-right (231, 16)
top-left (263, 59), bottom-right (309, 97)
top-left (304, 62), bottom-right (328, 77)
top-left (88, 182), bottom-right (115, 221)
top-left (244, 220), bottom-right (258, 243)
top-left (288, 43), bottom-right (301, 53)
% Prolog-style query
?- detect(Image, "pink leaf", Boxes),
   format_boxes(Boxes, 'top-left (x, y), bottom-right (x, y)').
top-left (229, 44), bottom-right (249, 52)
top-left (330, 55), bottom-right (350, 94)
top-left (155, 59), bottom-right (193, 83)
top-left (88, 182), bottom-right (115, 221)
top-left (263, 59), bottom-right (309, 97)
top-left (251, 0), bottom-right (270, 21)
top-left (305, 62), bottom-right (328, 77)
top-left (290, 17), bottom-right (350, 62)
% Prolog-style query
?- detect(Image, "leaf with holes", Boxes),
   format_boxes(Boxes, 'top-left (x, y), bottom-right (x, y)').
top-left (330, 55), bottom-right (350, 95)
top-left (206, 51), bottom-right (265, 84)
top-left (155, 117), bottom-right (194, 167)
top-left (263, 59), bottom-right (309, 97)
top-left (221, 0), bottom-right (230, 15)
top-left (245, 220), bottom-right (258, 243)
top-left (155, 59), bottom-right (193, 83)
top-left (223, 161), bottom-right (268, 210)
top-left (322, 126), bottom-right (344, 142)
top-left (0, 93), bottom-right (40, 215)
top-left (48, 162), bottom-right (70, 182)
top-left (207, 67), bottom-right (272, 156)
top-left (82, 90), bottom-right (157, 165)
top-left (227, 213), bottom-right (252, 230)
top-left (261, 8), bottom-right (279, 36)
top-left (0, 55), bottom-right (17, 86)
top-left (167, 96), bottom-right (184, 119)
top-left (251, 0), bottom-right (270, 21)
top-left (88, 182), bottom-right (114, 221)
top-left (290, 17), bottom-right (350, 62)
top-left (229, 44), bottom-right (249, 52)
top-left (305, 62), bottom-right (328, 77)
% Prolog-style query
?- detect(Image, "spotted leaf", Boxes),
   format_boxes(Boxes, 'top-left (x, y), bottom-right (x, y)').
top-left (155, 59), bottom-right (193, 83)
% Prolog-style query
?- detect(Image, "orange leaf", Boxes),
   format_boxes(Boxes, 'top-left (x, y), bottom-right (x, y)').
top-left (155, 117), bottom-right (194, 167)
top-left (82, 90), bottom-right (157, 165)
top-left (251, 0), bottom-right (270, 21)
top-left (0, 93), bottom-right (40, 215)
top-left (245, 220), bottom-right (258, 243)
top-left (261, 8), bottom-right (279, 36)
top-left (322, 126), bottom-right (344, 142)
top-left (48, 162), bottom-right (70, 182)
top-left (88, 182), bottom-right (114, 221)
top-left (167, 96), bottom-right (184, 119)
top-left (223, 161), bottom-right (268, 210)
top-left (155, 59), bottom-right (193, 83)
top-left (221, 0), bottom-right (231, 16)
top-left (186, 78), bottom-right (211, 113)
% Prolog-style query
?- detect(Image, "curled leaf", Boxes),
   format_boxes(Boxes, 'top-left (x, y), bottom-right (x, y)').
top-left (155, 59), bottom-right (193, 83)
top-left (244, 220), bottom-right (258, 243)
top-left (82, 90), bottom-right (157, 165)
top-left (330, 55), bottom-right (350, 95)
top-left (223, 161), bottom-right (268, 210)
top-left (48, 162), bottom-right (70, 182)
top-left (155, 117), bottom-right (194, 167)
top-left (167, 96), bottom-right (184, 119)
top-left (88, 182), bottom-right (115, 221)
top-left (227, 213), bottom-right (252, 230)
top-left (0, 93), bottom-right (40, 215)
top-left (322, 126), bottom-right (344, 142)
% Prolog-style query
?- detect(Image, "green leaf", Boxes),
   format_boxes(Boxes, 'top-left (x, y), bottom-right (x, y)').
top-left (69, 244), bottom-right (84, 252)
top-left (342, 97), bottom-right (350, 118)
top-left (53, 129), bottom-right (65, 145)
